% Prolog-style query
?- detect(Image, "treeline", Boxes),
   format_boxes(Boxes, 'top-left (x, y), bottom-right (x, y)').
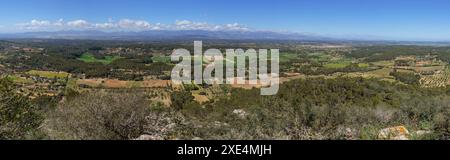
top-left (390, 71), bottom-right (421, 85)
top-left (346, 45), bottom-right (450, 62)
top-left (286, 62), bottom-right (376, 75)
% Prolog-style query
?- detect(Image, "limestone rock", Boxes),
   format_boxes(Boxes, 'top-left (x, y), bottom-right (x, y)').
top-left (232, 109), bottom-right (248, 119)
top-left (378, 126), bottom-right (410, 140)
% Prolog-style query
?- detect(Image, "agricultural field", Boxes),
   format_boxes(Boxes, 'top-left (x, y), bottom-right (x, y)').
top-left (279, 52), bottom-right (300, 63)
top-left (151, 55), bottom-right (172, 63)
top-left (358, 63), bottom-right (370, 68)
top-left (347, 68), bottom-right (395, 81)
top-left (413, 65), bottom-right (446, 73)
top-left (26, 70), bottom-right (70, 79)
top-left (324, 60), bottom-right (353, 69)
top-left (371, 60), bottom-right (395, 67)
top-left (154, 55), bottom-right (238, 65)
top-left (5, 75), bottom-right (33, 84)
top-left (77, 53), bottom-right (122, 64)
top-left (77, 78), bottom-right (171, 89)
top-left (420, 66), bottom-right (450, 88)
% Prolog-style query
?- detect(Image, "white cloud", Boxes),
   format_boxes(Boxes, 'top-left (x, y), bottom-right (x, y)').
top-left (16, 19), bottom-right (251, 32)
top-left (30, 20), bottom-right (51, 26)
top-left (17, 19), bottom-right (53, 30)
top-left (174, 20), bottom-right (248, 31)
top-left (175, 20), bottom-right (192, 26)
top-left (17, 19), bottom-right (67, 30)
top-left (117, 19), bottom-right (151, 30)
top-left (175, 20), bottom-right (209, 30)
top-left (94, 22), bottom-right (116, 29)
top-left (54, 19), bottom-right (64, 27)
top-left (67, 20), bottom-right (90, 28)
top-left (224, 23), bottom-right (249, 31)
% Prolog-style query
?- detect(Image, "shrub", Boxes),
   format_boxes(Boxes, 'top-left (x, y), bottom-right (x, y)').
top-left (0, 78), bottom-right (43, 140)
top-left (170, 91), bottom-right (194, 110)
top-left (45, 91), bottom-right (151, 140)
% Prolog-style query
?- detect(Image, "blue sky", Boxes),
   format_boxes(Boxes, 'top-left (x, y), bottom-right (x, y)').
top-left (1, 0), bottom-right (450, 41)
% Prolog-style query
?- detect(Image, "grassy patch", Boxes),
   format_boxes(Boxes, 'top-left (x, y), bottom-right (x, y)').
top-left (78, 53), bottom-right (122, 64)
top-left (308, 52), bottom-right (332, 63)
top-left (26, 70), bottom-right (70, 79)
top-left (151, 55), bottom-right (171, 63)
top-left (371, 60), bottom-right (394, 67)
top-left (358, 63), bottom-right (370, 68)
top-left (279, 52), bottom-right (299, 63)
top-left (127, 81), bottom-right (143, 88)
top-left (323, 58), bottom-right (356, 69)
top-left (6, 75), bottom-right (34, 84)
top-left (324, 61), bottom-right (352, 69)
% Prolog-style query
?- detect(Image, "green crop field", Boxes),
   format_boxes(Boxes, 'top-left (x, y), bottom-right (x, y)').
top-left (358, 63), bottom-right (370, 68)
top-left (78, 53), bottom-right (122, 64)
top-left (151, 55), bottom-right (172, 63)
top-left (279, 52), bottom-right (299, 63)
top-left (6, 75), bottom-right (34, 84)
top-left (324, 62), bottom-right (350, 69)
top-left (26, 70), bottom-right (70, 79)
top-left (308, 52), bottom-right (332, 63)
top-left (324, 59), bottom-right (351, 68)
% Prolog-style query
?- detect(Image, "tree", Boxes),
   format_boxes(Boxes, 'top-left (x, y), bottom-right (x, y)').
top-left (390, 71), bottom-right (420, 85)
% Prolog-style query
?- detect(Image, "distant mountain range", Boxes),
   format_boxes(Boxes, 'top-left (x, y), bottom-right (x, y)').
top-left (1, 30), bottom-right (450, 46)
top-left (0, 30), bottom-right (333, 41)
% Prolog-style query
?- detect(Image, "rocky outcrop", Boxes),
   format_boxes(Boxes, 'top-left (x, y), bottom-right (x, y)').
top-left (378, 126), bottom-right (410, 140)
top-left (232, 109), bottom-right (248, 119)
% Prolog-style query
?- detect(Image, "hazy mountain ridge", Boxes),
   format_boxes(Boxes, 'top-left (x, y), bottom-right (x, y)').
top-left (1, 30), bottom-right (450, 46)
top-left (0, 30), bottom-right (332, 41)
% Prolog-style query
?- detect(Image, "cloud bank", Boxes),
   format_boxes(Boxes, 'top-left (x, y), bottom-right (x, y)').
top-left (16, 19), bottom-right (250, 32)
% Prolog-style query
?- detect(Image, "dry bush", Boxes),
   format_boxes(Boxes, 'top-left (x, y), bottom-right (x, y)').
top-left (45, 91), bottom-right (151, 140)
top-left (0, 78), bottom-right (43, 140)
